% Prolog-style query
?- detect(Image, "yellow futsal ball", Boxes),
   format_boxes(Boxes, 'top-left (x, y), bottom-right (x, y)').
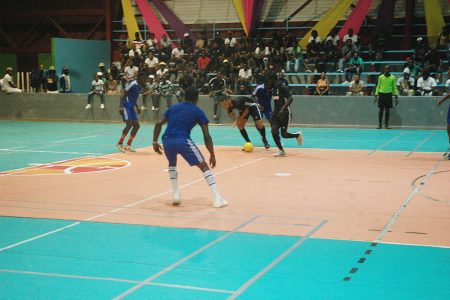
top-left (243, 142), bottom-right (254, 152)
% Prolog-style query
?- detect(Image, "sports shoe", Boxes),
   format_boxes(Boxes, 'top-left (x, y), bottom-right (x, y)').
top-left (141, 105), bottom-right (147, 110)
top-left (124, 145), bottom-right (136, 152)
top-left (85, 104), bottom-right (92, 109)
top-left (384, 125), bottom-right (391, 129)
top-left (172, 191), bottom-right (181, 206)
top-left (213, 198), bottom-right (228, 208)
top-left (274, 150), bottom-right (286, 157)
top-left (296, 131), bottom-right (303, 145)
top-left (116, 143), bottom-right (126, 153)
top-left (100, 104), bottom-right (105, 109)
top-left (264, 141), bottom-right (270, 150)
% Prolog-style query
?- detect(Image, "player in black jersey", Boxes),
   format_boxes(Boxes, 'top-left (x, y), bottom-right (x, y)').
top-left (221, 94), bottom-right (270, 149)
top-left (267, 73), bottom-right (303, 157)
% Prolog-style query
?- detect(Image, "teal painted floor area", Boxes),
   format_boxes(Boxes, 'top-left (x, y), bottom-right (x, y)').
top-left (0, 121), bottom-right (449, 172)
top-left (0, 217), bottom-right (449, 299)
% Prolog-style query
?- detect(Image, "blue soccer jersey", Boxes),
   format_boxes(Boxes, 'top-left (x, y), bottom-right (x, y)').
top-left (252, 84), bottom-right (273, 119)
top-left (162, 102), bottom-right (209, 166)
top-left (124, 80), bottom-right (141, 108)
top-left (162, 102), bottom-right (209, 139)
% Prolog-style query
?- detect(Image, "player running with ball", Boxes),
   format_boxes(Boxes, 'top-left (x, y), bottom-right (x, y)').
top-left (220, 92), bottom-right (270, 150)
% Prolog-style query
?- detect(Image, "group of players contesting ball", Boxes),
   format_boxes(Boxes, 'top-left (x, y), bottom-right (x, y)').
top-left (114, 71), bottom-right (450, 209)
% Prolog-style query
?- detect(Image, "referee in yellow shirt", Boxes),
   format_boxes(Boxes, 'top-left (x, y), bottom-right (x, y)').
top-left (375, 65), bottom-right (398, 129)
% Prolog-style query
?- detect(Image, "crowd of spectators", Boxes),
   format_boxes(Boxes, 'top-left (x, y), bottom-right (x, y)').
top-left (1, 25), bottom-right (449, 97)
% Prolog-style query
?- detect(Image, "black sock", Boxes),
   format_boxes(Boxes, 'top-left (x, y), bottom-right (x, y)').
top-left (240, 129), bottom-right (251, 143)
top-left (378, 108), bottom-right (383, 126)
top-left (258, 126), bottom-right (267, 143)
top-left (272, 129), bottom-right (283, 151)
top-left (385, 108), bottom-right (390, 126)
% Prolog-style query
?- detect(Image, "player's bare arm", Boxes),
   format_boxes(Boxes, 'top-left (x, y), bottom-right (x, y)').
top-left (438, 93), bottom-right (450, 105)
top-left (153, 117), bottom-right (167, 154)
top-left (200, 123), bottom-right (216, 168)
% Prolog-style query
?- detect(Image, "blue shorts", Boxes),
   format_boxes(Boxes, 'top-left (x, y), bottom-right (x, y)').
top-left (122, 106), bottom-right (138, 122)
top-left (447, 106), bottom-right (450, 125)
top-left (163, 137), bottom-right (205, 166)
top-left (259, 102), bottom-right (272, 119)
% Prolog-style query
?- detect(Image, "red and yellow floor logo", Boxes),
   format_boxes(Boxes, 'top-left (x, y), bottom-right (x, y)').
top-left (0, 157), bottom-right (130, 176)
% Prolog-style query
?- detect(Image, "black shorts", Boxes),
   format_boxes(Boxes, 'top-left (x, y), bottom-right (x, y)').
top-left (270, 110), bottom-right (291, 131)
top-left (378, 93), bottom-right (393, 109)
top-left (240, 104), bottom-right (263, 121)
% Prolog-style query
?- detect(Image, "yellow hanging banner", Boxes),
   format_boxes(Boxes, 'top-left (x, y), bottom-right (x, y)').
top-left (300, 0), bottom-right (353, 49)
top-left (121, 0), bottom-right (142, 43)
top-left (424, 0), bottom-right (445, 48)
top-left (233, 0), bottom-right (248, 36)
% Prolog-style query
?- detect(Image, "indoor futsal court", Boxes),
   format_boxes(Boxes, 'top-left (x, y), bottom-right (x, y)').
top-left (0, 121), bottom-right (449, 299)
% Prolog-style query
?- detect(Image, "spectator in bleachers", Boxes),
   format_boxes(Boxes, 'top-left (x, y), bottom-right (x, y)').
top-left (30, 65), bottom-right (45, 93)
top-left (326, 30), bottom-right (340, 48)
top-left (224, 31), bottom-right (237, 48)
top-left (315, 72), bottom-right (330, 95)
top-left (176, 70), bottom-right (194, 101)
top-left (106, 74), bottom-right (119, 95)
top-left (85, 73), bottom-right (105, 109)
top-left (167, 58), bottom-right (179, 83)
top-left (413, 37), bottom-right (429, 66)
top-left (403, 58), bottom-right (421, 80)
top-left (343, 28), bottom-right (358, 44)
top-left (181, 33), bottom-right (194, 54)
top-left (347, 74), bottom-right (365, 96)
top-left (220, 59), bottom-right (233, 89)
top-left (159, 74), bottom-right (173, 107)
top-left (124, 59), bottom-right (139, 81)
top-left (146, 32), bottom-right (158, 52)
top-left (59, 67), bottom-right (71, 93)
top-left (98, 63), bottom-right (109, 82)
top-left (345, 51), bottom-right (363, 82)
top-left (144, 52), bottom-right (159, 73)
top-left (445, 68), bottom-right (450, 95)
top-left (109, 63), bottom-right (120, 81)
top-left (197, 50), bottom-right (211, 75)
top-left (307, 30), bottom-right (321, 58)
top-left (212, 31), bottom-right (224, 49)
top-left (397, 72), bottom-right (415, 96)
top-left (238, 63), bottom-right (252, 92)
top-left (437, 26), bottom-right (449, 67)
top-left (416, 70), bottom-right (438, 96)
top-left (132, 32), bottom-right (144, 50)
top-left (156, 62), bottom-right (169, 79)
top-left (160, 34), bottom-right (172, 49)
top-left (2, 67), bottom-right (22, 93)
top-left (46, 66), bottom-right (58, 93)
top-left (171, 43), bottom-right (184, 60)
top-left (338, 39), bottom-right (356, 72)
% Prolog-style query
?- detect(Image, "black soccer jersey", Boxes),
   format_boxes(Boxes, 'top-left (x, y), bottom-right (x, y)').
top-left (272, 84), bottom-right (292, 113)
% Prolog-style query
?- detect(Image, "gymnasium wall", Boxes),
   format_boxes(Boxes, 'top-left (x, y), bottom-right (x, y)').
top-left (52, 38), bottom-right (110, 93)
top-left (0, 94), bottom-right (447, 129)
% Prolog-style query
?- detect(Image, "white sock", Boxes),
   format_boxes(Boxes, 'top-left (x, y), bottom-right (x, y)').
top-left (203, 170), bottom-right (221, 199)
top-left (168, 166), bottom-right (179, 194)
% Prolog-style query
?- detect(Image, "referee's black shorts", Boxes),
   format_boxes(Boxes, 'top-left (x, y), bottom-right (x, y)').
top-left (378, 92), bottom-right (393, 109)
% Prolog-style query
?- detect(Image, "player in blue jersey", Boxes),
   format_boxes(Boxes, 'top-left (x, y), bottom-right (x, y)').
top-left (252, 77), bottom-right (273, 119)
top-left (116, 72), bottom-right (146, 152)
top-left (438, 93), bottom-right (450, 160)
top-left (153, 87), bottom-right (228, 208)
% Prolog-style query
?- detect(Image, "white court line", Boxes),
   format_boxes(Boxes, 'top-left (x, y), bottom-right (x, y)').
top-left (374, 155), bottom-right (445, 243)
top-left (0, 155), bottom-right (270, 252)
top-left (51, 135), bottom-right (98, 144)
top-left (227, 219), bottom-right (328, 300)
top-left (113, 215), bottom-right (261, 300)
top-left (0, 149), bottom-right (102, 155)
top-left (0, 269), bottom-right (234, 294)
top-left (368, 132), bottom-right (406, 155)
top-left (406, 132), bottom-right (436, 157)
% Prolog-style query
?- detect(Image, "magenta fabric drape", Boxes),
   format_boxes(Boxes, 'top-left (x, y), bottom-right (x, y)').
top-left (135, 0), bottom-right (171, 43)
top-left (337, 0), bottom-right (373, 39)
top-left (151, 0), bottom-right (197, 41)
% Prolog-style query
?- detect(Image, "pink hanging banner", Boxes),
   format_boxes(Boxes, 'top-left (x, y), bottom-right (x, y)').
top-left (135, 0), bottom-right (171, 43)
top-left (338, 0), bottom-right (373, 39)
top-left (244, 0), bottom-right (255, 34)
top-left (152, 0), bottom-right (197, 41)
